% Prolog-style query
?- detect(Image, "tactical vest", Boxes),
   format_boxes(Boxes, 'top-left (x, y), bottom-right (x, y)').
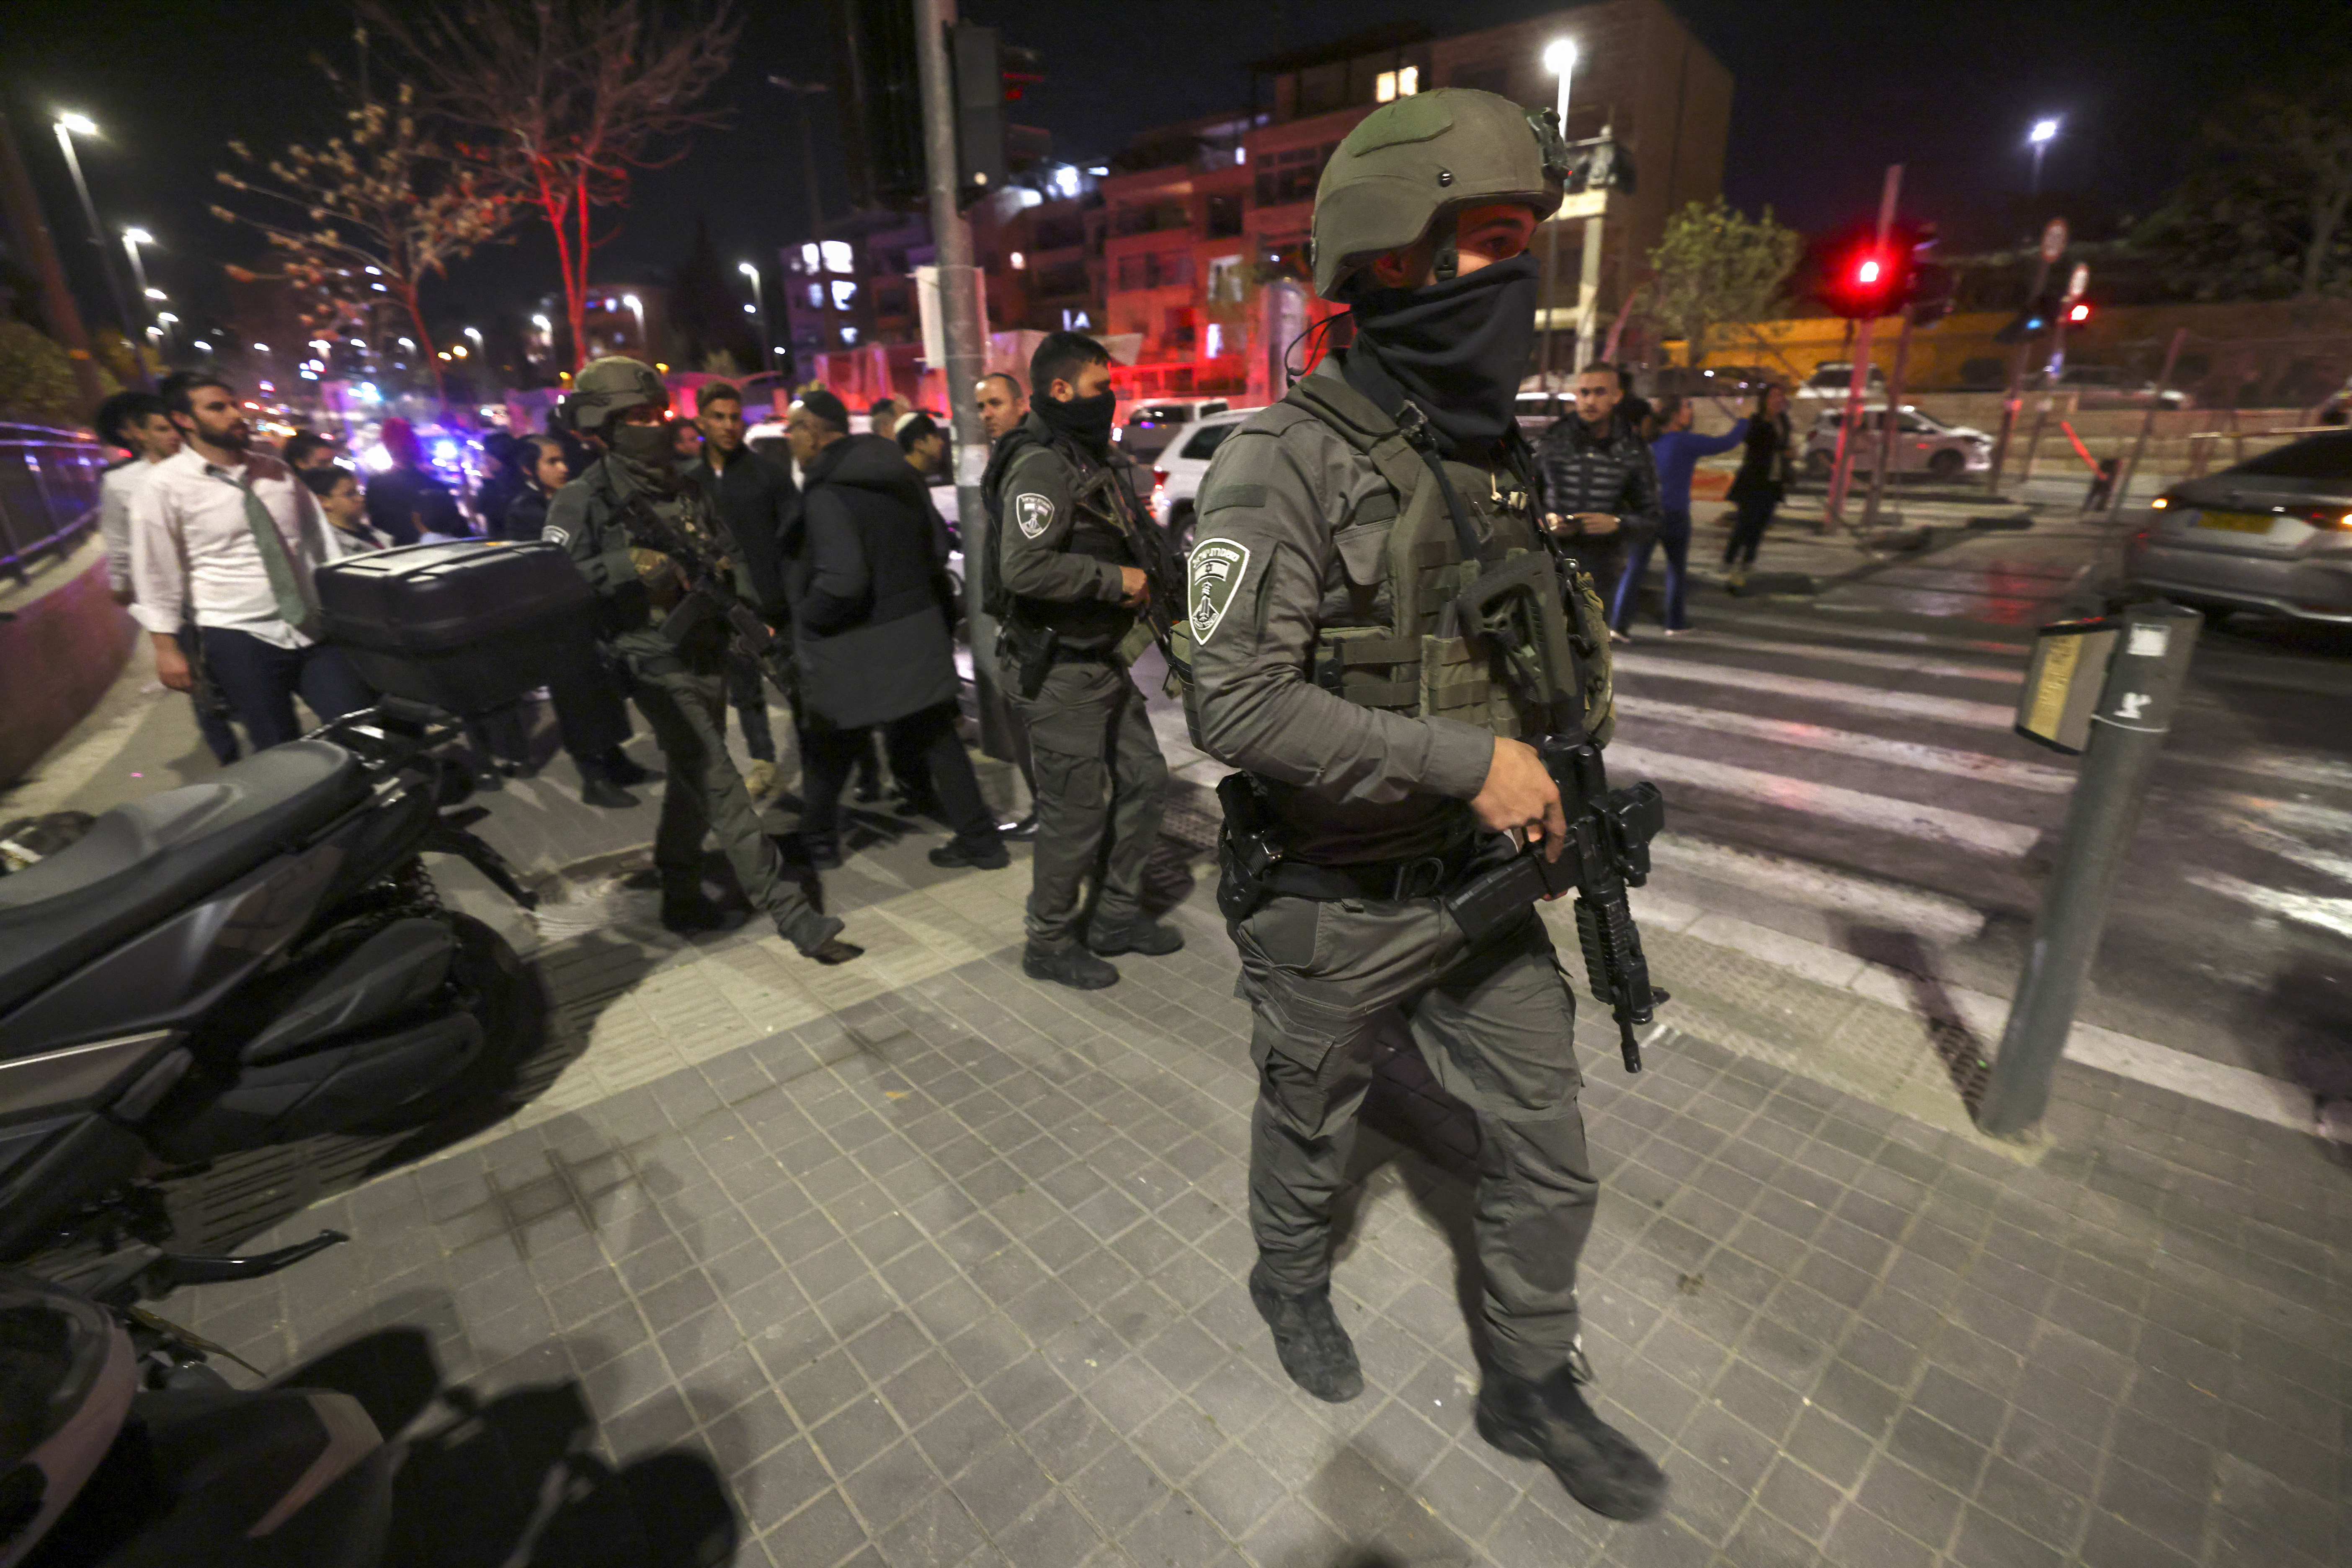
top-left (980, 423), bottom-right (1138, 652)
top-left (1172, 371), bottom-right (1614, 748)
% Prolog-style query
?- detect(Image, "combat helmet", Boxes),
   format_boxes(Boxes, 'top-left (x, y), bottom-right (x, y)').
top-left (566, 356), bottom-right (669, 433)
top-left (1310, 88), bottom-right (1570, 300)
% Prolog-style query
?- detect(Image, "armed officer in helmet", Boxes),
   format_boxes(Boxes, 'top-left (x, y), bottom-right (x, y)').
top-left (983, 331), bottom-right (1177, 991)
top-left (544, 357), bottom-right (861, 965)
top-left (1177, 92), bottom-right (1667, 1520)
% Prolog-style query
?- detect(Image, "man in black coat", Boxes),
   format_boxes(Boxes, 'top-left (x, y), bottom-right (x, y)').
top-left (689, 381), bottom-right (797, 800)
top-left (1537, 362), bottom-right (1663, 644)
top-left (783, 389), bottom-right (1006, 872)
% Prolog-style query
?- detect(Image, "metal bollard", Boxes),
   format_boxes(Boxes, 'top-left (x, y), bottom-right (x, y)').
top-left (1977, 600), bottom-right (2201, 1137)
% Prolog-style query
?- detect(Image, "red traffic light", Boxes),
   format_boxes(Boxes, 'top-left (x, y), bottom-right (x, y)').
top-left (2066, 302), bottom-right (2091, 323)
top-left (1821, 229), bottom-right (1916, 319)
top-left (1855, 255), bottom-right (1884, 286)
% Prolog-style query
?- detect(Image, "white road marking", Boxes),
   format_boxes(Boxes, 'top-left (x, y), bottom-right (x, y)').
top-left (1684, 630), bottom-right (2027, 686)
top-left (2178, 749), bottom-right (2352, 793)
top-left (1610, 744), bottom-right (2041, 856)
top-left (1648, 834), bottom-right (1987, 943)
top-left (1614, 653), bottom-right (2019, 729)
top-left (2212, 812), bottom-right (2352, 885)
top-left (1721, 611), bottom-right (2031, 660)
top-left (2190, 870), bottom-right (2352, 942)
top-left (1618, 696), bottom-right (2073, 793)
top-left (2216, 793), bottom-right (2352, 844)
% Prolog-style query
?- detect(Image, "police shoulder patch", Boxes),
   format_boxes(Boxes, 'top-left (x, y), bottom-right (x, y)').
top-left (541, 524), bottom-right (570, 546)
top-left (1014, 493), bottom-right (1054, 539)
top-left (1187, 538), bottom-right (1251, 644)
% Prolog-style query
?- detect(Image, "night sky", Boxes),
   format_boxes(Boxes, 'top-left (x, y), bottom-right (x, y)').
top-left (0, 0), bottom-right (2324, 343)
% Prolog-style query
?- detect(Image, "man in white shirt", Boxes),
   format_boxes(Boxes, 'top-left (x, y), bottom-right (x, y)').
top-left (98, 390), bottom-right (247, 766)
top-left (130, 373), bottom-right (373, 750)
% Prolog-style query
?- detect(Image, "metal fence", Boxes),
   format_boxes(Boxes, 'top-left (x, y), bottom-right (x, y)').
top-left (0, 422), bottom-right (107, 583)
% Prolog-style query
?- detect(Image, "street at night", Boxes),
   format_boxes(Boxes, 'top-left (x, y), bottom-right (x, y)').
top-left (0, 3), bottom-right (2346, 1567)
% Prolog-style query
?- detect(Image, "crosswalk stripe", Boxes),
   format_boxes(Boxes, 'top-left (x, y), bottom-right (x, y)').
top-left (1714, 611), bottom-right (2031, 660)
top-left (1648, 834), bottom-right (1986, 942)
top-left (2212, 811), bottom-right (2352, 885)
top-left (1614, 653), bottom-right (2019, 729)
top-left (1618, 696), bottom-right (2073, 794)
top-left (1683, 630), bottom-right (2026, 686)
top-left (2218, 793), bottom-right (2352, 843)
top-left (2188, 870), bottom-right (2352, 941)
top-left (2180, 749), bottom-right (2352, 793)
top-left (1610, 743), bottom-right (2042, 856)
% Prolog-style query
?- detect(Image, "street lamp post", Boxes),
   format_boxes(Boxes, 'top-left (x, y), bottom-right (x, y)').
top-left (739, 261), bottom-right (772, 366)
top-left (1540, 39), bottom-right (1578, 389)
top-left (53, 113), bottom-right (144, 382)
top-left (2029, 117), bottom-right (2060, 195)
top-left (622, 294), bottom-right (645, 358)
top-left (768, 75), bottom-right (832, 245)
top-left (155, 311), bottom-right (178, 358)
top-left (120, 227), bottom-right (152, 312)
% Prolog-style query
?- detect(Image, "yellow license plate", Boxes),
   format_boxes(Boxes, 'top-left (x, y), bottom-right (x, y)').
top-left (2195, 510), bottom-right (2274, 534)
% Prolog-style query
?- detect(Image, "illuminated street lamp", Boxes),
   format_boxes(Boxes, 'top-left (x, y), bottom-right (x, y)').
top-left (738, 260), bottom-right (773, 362)
top-left (2029, 117), bottom-right (2061, 194)
top-left (53, 113), bottom-right (142, 356)
top-left (1539, 39), bottom-right (1581, 388)
top-left (121, 227), bottom-right (155, 315)
top-left (622, 294), bottom-right (645, 353)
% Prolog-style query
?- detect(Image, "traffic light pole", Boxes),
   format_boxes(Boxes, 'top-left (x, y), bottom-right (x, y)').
top-left (1986, 251), bottom-right (2055, 497)
top-left (1859, 307), bottom-right (1916, 529)
top-left (1823, 163), bottom-right (1901, 531)
top-left (914, 0), bottom-right (1021, 774)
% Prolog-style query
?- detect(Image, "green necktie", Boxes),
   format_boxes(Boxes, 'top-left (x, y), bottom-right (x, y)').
top-left (220, 469), bottom-right (317, 636)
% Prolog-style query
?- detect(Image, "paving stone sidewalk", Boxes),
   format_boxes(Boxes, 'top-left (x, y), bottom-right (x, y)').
top-left (170, 850), bottom-right (2349, 1568)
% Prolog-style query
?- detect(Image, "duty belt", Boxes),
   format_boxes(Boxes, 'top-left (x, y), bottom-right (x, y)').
top-left (1050, 643), bottom-right (1117, 665)
top-left (1263, 836), bottom-right (1482, 903)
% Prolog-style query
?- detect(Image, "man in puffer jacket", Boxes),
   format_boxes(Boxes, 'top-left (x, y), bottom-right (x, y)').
top-left (1535, 362), bottom-right (1662, 642)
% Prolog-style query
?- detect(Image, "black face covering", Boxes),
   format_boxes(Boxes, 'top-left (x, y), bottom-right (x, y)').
top-left (606, 420), bottom-right (683, 491)
top-left (1036, 387), bottom-right (1116, 453)
top-left (1346, 254), bottom-right (1540, 453)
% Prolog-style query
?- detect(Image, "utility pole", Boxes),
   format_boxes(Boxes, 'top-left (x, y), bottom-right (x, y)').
top-left (0, 96), bottom-right (106, 416)
top-left (1858, 306), bottom-right (1916, 529)
top-left (767, 75), bottom-right (832, 245)
top-left (1988, 217), bottom-right (2066, 496)
top-left (1823, 163), bottom-right (1901, 529)
top-left (915, 0), bottom-right (1017, 765)
top-left (2105, 327), bottom-right (2189, 522)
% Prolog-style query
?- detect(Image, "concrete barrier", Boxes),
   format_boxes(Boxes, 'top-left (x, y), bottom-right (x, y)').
top-left (0, 538), bottom-right (137, 789)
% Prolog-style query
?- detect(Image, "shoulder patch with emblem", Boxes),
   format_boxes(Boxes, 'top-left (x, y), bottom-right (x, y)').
top-left (1187, 539), bottom-right (1251, 644)
top-left (541, 524), bottom-right (570, 546)
top-left (1014, 493), bottom-right (1054, 539)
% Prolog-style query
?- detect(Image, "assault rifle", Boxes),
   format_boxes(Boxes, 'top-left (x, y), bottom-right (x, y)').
top-left (1087, 458), bottom-right (1190, 672)
top-left (1444, 736), bottom-right (1666, 1072)
top-left (612, 488), bottom-right (795, 700)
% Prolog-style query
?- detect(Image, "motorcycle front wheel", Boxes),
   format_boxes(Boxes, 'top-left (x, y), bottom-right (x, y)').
top-left (345, 911), bottom-right (548, 1135)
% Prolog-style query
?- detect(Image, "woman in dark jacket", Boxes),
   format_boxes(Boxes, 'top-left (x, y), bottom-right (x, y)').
top-left (1723, 383), bottom-right (1794, 591)
top-left (793, 431), bottom-right (1004, 870)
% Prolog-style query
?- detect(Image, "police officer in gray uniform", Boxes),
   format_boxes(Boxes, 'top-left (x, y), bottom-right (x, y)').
top-left (984, 332), bottom-right (1177, 991)
top-left (1178, 92), bottom-right (1666, 1520)
top-left (544, 357), bottom-right (860, 965)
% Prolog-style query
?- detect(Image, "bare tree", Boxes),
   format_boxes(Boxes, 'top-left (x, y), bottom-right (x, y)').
top-left (368, 0), bottom-right (738, 373)
top-left (212, 50), bottom-right (513, 401)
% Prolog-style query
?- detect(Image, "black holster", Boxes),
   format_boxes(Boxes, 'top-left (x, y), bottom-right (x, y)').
top-left (1214, 772), bottom-right (1283, 922)
top-left (998, 618), bottom-right (1060, 700)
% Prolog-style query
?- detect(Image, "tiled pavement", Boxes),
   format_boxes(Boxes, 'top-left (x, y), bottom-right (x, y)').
top-left (170, 843), bottom-right (2350, 1568)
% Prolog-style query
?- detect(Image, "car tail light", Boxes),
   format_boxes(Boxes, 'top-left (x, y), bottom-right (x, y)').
top-left (1153, 468), bottom-right (1169, 487)
top-left (2150, 495), bottom-right (2169, 509)
top-left (2286, 505), bottom-right (2352, 531)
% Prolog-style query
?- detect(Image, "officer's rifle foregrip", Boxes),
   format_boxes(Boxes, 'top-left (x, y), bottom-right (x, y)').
top-left (623, 502), bottom-right (794, 696)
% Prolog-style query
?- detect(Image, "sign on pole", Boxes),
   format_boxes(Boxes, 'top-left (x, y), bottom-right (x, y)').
top-left (2040, 218), bottom-right (2069, 263)
top-left (2065, 263), bottom-right (2090, 302)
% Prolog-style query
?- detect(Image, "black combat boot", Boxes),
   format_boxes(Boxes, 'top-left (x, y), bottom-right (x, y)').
top-left (1022, 942), bottom-right (1118, 990)
top-left (660, 894), bottom-right (748, 936)
top-left (1248, 1264), bottom-right (1363, 1403)
top-left (1475, 1361), bottom-right (1668, 1522)
top-left (579, 771), bottom-right (638, 810)
top-left (929, 834), bottom-right (1009, 870)
top-left (1087, 917), bottom-right (1184, 957)
top-left (787, 913), bottom-right (862, 966)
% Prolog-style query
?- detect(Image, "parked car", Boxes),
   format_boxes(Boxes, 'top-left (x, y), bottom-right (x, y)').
top-left (2051, 363), bottom-right (2190, 410)
top-left (1643, 364), bottom-right (1776, 401)
top-left (1516, 389), bottom-right (1566, 441)
top-left (1797, 361), bottom-right (1889, 399)
top-left (1117, 397), bottom-right (1231, 462)
top-left (2123, 430), bottom-right (2352, 625)
top-left (1148, 407), bottom-right (1253, 546)
top-left (1803, 404), bottom-right (1991, 482)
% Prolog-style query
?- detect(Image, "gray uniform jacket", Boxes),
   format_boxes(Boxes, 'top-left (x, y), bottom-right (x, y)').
top-left (1184, 360), bottom-right (1497, 865)
top-left (995, 413), bottom-right (1139, 654)
top-left (543, 456), bottom-right (734, 673)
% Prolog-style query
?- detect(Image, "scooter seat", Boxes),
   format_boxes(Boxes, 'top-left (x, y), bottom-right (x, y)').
top-left (0, 741), bottom-right (369, 1021)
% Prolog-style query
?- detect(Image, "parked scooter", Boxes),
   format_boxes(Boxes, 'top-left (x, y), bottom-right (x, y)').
top-left (0, 1235), bottom-right (391, 1567)
top-left (0, 699), bottom-right (546, 1264)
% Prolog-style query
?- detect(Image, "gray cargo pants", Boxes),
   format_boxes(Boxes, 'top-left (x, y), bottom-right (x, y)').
top-left (1234, 891), bottom-right (1597, 1382)
top-left (1010, 659), bottom-right (1169, 949)
top-left (630, 661), bottom-right (832, 954)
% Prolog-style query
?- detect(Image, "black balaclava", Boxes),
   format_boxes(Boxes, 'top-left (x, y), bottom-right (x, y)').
top-left (607, 419), bottom-right (683, 492)
top-left (1036, 379), bottom-right (1116, 454)
top-left (1344, 253), bottom-right (1540, 454)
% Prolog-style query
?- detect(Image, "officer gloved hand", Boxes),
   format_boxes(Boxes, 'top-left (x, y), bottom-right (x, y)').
top-left (631, 547), bottom-right (685, 610)
top-left (1472, 737), bottom-right (1568, 864)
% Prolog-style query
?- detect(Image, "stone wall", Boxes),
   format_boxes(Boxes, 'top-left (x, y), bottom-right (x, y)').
top-left (0, 539), bottom-right (137, 789)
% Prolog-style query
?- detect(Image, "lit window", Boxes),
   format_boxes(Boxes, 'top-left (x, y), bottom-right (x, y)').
top-left (842, 326), bottom-right (859, 345)
top-left (1010, 251), bottom-right (1026, 270)
top-left (807, 284), bottom-right (823, 309)
top-left (831, 280), bottom-right (858, 309)
top-left (1376, 71), bottom-right (1397, 103)
top-left (1205, 323), bottom-right (1225, 358)
top-left (821, 240), bottom-right (853, 274)
top-left (801, 242), bottom-right (820, 272)
top-left (1054, 166), bottom-right (1080, 198)
top-left (1398, 66), bottom-right (1419, 96)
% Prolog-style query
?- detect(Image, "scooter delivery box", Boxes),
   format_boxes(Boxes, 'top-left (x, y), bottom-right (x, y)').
top-left (317, 540), bottom-right (597, 713)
